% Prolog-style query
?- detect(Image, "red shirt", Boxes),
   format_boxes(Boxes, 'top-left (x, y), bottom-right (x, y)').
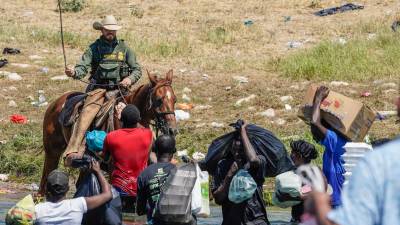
top-left (103, 128), bottom-right (153, 197)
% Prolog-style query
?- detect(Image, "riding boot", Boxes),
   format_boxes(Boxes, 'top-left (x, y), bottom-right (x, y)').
top-left (63, 89), bottom-right (106, 159)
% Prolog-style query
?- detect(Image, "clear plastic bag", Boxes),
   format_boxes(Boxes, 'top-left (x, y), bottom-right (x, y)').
top-left (228, 169), bottom-right (257, 204)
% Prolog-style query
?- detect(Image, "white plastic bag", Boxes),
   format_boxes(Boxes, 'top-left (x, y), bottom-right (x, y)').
top-left (272, 170), bottom-right (302, 208)
top-left (191, 164), bottom-right (210, 217)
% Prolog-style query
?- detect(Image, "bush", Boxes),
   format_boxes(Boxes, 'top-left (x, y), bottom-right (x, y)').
top-left (60, 0), bottom-right (86, 12)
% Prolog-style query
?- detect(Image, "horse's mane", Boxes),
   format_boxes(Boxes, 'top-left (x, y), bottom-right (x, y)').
top-left (125, 78), bottom-right (172, 106)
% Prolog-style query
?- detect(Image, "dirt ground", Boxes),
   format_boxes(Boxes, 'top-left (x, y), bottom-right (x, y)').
top-left (0, 0), bottom-right (399, 164)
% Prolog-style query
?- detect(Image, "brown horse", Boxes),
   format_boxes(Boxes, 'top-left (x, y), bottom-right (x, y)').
top-left (39, 70), bottom-right (177, 194)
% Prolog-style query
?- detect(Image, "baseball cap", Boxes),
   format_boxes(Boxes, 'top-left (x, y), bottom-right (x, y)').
top-left (47, 170), bottom-right (69, 195)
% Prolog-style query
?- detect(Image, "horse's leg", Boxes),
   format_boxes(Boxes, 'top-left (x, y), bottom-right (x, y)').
top-left (39, 94), bottom-right (70, 195)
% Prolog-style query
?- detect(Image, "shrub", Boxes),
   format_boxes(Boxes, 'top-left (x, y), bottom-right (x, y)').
top-left (60, 0), bottom-right (87, 12)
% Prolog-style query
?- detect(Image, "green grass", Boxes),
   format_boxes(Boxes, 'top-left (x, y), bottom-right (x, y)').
top-left (0, 123), bottom-right (44, 182)
top-left (275, 31), bottom-right (400, 81)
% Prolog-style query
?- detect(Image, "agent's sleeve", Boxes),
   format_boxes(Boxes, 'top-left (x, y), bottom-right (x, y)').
top-left (126, 48), bottom-right (142, 84)
top-left (74, 48), bottom-right (93, 79)
top-left (327, 154), bottom-right (381, 225)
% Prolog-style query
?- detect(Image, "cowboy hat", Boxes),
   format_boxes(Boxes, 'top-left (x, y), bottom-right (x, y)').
top-left (93, 15), bottom-right (121, 31)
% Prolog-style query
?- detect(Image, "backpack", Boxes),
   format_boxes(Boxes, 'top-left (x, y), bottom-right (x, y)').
top-left (154, 162), bottom-right (197, 224)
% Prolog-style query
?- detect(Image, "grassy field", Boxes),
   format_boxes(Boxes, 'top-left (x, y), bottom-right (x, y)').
top-left (0, 0), bottom-right (399, 185)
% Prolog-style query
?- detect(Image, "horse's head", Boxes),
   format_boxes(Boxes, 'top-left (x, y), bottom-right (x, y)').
top-left (147, 69), bottom-right (178, 136)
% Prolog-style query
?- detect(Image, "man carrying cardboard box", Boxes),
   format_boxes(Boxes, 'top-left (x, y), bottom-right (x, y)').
top-left (309, 86), bottom-right (348, 208)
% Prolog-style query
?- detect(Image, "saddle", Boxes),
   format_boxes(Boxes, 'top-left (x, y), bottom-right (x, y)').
top-left (59, 90), bottom-right (122, 133)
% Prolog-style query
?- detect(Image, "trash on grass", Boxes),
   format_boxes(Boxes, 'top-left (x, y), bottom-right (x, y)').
top-left (285, 104), bottom-right (292, 111)
top-left (258, 108), bottom-right (276, 118)
top-left (233, 76), bottom-right (248, 83)
top-left (235, 94), bottom-right (256, 107)
top-left (182, 87), bottom-right (192, 93)
top-left (31, 90), bottom-right (48, 107)
top-left (182, 94), bottom-right (191, 102)
top-left (211, 122), bottom-right (224, 128)
top-left (176, 103), bottom-right (194, 110)
top-left (28, 183), bottom-right (39, 191)
top-left (287, 41), bottom-right (302, 49)
top-left (280, 96), bottom-right (293, 102)
top-left (177, 150), bottom-right (188, 157)
top-left (360, 91), bottom-right (371, 97)
top-left (10, 114), bottom-right (28, 124)
top-left (202, 74), bottom-right (209, 79)
top-left (275, 118), bottom-right (286, 126)
top-left (194, 105), bottom-right (212, 110)
top-left (50, 75), bottom-right (69, 81)
top-left (225, 86), bottom-right (232, 91)
top-left (337, 38), bottom-right (347, 45)
top-left (283, 16), bottom-right (291, 22)
top-left (192, 152), bottom-right (206, 161)
top-left (8, 100), bottom-right (17, 107)
top-left (244, 19), bottom-right (254, 26)
top-left (0, 174), bottom-right (9, 182)
top-left (0, 59), bottom-right (8, 68)
top-left (175, 110), bottom-right (190, 121)
top-left (41, 67), bottom-right (49, 74)
top-left (3, 48), bottom-right (21, 54)
top-left (314, 3), bottom-right (364, 17)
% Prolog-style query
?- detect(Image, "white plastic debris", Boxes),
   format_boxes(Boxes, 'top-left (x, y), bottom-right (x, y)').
top-left (11, 63), bottom-right (31, 68)
top-left (235, 94), bottom-right (256, 107)
top-left (0, 174), bottom-right (9, 182)
top-left (179, 68), bottom-right (187, 73)
top-left (287, 41), bottom-right (302, 48)
top-left (7, 73), bottom-right (22, 81)
top-left (276, 118), bottom-right (286, 125)
top-left (258, 108), bottom-right (276, 118)
top-left (50, 75), bottom-right (69, 81)
top-left (233, 76), bottom-right (249, 83)
top-left (27, 95), bottom-right (34, 101)
top-left (367, 33), bottom-right (376, 40)
top-left (8, 100), bottom-right (17, 107)
top-left (31, 90), bottom-right (48, 107)
top-left (285, 104), bottom-right (292, 111)
top-left (41, 67), bottom-right (49, 74)
top-left (28, 183), bottom-right (39, 191)
top-left (0, 140), bottom-right (7, 145)
top-left (175, 110), bottom-right (190, 121)
top-left (202, 74), bottom-right (209, 79)
top-left (225, 86), bottom-right (232, 91)
top-left (337, 38), bottom-right (347, 45)
top-left (192, 152), bottom-right (206, 161)
top-left (29, 55), bottom-right (44, 60)
top-left (330, 81), bottom-right (349, 87)
top-left (211, 122), bottom-right (224, 128)
top-left (280, 96), bottom-right (293, 102)
top-left (177, 150), bottom-right (188, 157)
top-left (182, 87), bottom-right (192, 93)
top-left (182, 94), bottom-right (191, 102)
top-left (194, 105), bottom-right (212, 110)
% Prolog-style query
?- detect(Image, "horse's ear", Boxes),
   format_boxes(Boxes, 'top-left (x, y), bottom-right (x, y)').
top-left (166, 69), bottom-right (173, 82)
top-left (147, 69), bottom-right (157, 85)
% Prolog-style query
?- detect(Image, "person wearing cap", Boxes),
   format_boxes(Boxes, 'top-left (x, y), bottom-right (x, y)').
top-left (34, 160), bottom-right (112, 225)
top-left (63, 15), bottom-right (142, 166)
top-left (102, 104), bottom-right (153, 212)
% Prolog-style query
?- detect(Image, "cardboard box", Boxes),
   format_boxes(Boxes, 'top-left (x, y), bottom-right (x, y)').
top-left (298, 85), bottom-right (376, 142)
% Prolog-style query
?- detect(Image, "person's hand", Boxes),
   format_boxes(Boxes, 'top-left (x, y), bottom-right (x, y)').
top-left (65, 65), bottom-right (75, 77)
top-left (115, 102), bottom-right (127, 120)
top-left (315, 86), bottom-right (330, 102)
top-left (120, 77), bottom-right (132, 88)
top-left (227, 161), bottom-right (239, 178)
top-left (64, 152), bottom-right (82, 167)
top-left (90, 159), bottom-right (101, 173)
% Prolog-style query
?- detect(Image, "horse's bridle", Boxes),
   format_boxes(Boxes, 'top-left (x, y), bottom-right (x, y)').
top-left (147, 82), bottom-right (176, 137)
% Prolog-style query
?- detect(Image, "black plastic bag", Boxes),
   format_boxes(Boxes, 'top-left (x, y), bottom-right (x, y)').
top-left (204, 120), bottom-right (294, 176)
top-left (74, 171), bottom-right (122, 225)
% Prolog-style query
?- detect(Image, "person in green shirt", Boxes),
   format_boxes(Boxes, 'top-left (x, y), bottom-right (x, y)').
top-left (63, 15), bottom-right (142, 166)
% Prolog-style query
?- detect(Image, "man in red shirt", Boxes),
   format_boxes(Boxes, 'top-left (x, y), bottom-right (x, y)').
top-left (103, 104), bottom-right (153, 212)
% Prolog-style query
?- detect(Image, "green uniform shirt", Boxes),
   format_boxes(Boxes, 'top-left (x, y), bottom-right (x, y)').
top-left (74, 36), bottom-right (141, 85)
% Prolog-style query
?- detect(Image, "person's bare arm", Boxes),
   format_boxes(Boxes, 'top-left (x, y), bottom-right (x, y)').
top-left (213, 162), bottom-right (238, 205)
top-left (307, 192), bottom-right (339, 225)
top-left (311, 86), bottom-right (329, 142)
top-left (240, 123), bottom-right (260, 168)
top-left (85, 160), bottom-right (113, 210)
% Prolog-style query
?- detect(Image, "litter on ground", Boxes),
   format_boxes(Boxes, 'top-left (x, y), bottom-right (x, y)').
top-left (175, 110), bottom-right (190, 121)
top-left (233, 76), bottom-right (249, 83)
top-left (314, 3), bottom-right (364, 17)
top-left (235, 94), bottom-right (256, 107)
